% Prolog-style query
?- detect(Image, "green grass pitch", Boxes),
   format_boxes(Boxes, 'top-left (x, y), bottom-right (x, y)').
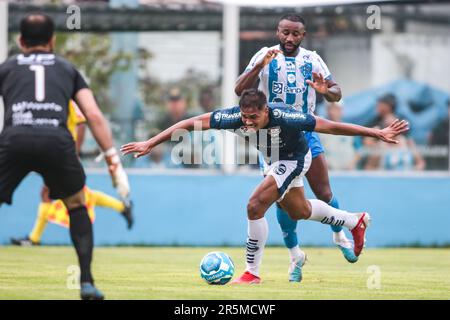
top-left (0, 246), bottom-right (449, 300)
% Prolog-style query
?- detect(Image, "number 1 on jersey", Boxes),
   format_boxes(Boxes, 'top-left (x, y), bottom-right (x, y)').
top-left (29, 65), bottom-right (45, 102)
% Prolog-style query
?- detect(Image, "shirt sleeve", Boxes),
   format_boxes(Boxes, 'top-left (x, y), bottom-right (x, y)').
top-left (72, 68), bottom-right (89, 98)
top-left (299, 113), bottom-right (316, 132)
top-left (282, 112), bottom-right (316, 132)
top-left (312, 51), bottom-right (332, 80)
top-left (209, 107), bottom-right (243, 130)
top-left (244, 47), bottom-right (269, 74)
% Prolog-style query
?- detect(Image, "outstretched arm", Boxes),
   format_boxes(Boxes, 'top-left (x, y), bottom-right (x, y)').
top-left (235, 49), bottom-right (281, 96)
top-left (121, 113), bottom-right (212, 158)
top-left (314, 116), bottom-right (409, 144)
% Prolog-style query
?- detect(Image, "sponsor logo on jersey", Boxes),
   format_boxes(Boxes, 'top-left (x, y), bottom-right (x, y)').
top-left (272, 82), bottom-right (283, 94)
top-left (216, 111), bottom-right (241, 120)
top-left (272, 108), bottom-right (306, 120)
top-left (286, 61), bottom-right (296, 72)
top-left (273, 109), bottom-right (282, 118)
top-left (268, 127), bottom-right (281, 137)
top-left (287, 74), bottom-right (296, 84)
top-left (274, 164), bottom-right (287, 175)
top-left (300, 62), bottom-right (313, 78)
top-left (285, 86), bottom-right (306, 94)
top-left (269, 127), bottom-right (282, 145)
top-left (272, 82), bottom-right (306, 95)
top-left (17, 54), bottom-right (55, 65)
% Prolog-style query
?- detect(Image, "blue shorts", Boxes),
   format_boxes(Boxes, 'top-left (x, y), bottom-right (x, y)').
top-left (304, 131), bottom-right (324, 159)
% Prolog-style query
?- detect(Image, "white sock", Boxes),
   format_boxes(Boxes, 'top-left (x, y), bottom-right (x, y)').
top-left (245, 217), bottom-right (268, 277)
top-left (333, 230), bottom-right (352, 248)
top-left (308, 199), bottom-right (359, 230)
top-left (288, 246), bottom-right (306, 262)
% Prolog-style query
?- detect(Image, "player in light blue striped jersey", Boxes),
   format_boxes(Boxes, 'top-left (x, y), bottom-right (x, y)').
top-left (235, 14), bottom-right (356, 281)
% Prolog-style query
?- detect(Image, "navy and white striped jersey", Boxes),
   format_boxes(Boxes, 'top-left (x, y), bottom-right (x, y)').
top-left (209, 103), bottom-right (316, 161)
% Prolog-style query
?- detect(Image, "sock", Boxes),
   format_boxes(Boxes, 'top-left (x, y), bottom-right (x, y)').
top-left (91, 190), bottom-right (124, 212)
top-left (245, 217), bottom-right (268, 277)
top-left (308, 199), bottom-right (359, 230)
top-left (29, 202), bottom-right (51, 243)
top-left (276, 205), bottom-right (298, 249)
top-left (288, 246), bottom-right (305, 262)
top-left (68, 206), bottom-right (94, 284)
top-left (328, 195), bottom-right (343, 233)
top-left (333, 230), bottom-right (352, 248)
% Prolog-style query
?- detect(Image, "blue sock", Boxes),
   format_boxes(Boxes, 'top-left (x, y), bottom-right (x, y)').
top-left (276, 205), bottom-right (298, 249)
top-left (328, 195), bottom-right (343, 233)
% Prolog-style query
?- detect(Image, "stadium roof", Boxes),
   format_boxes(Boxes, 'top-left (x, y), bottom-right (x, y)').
top-left (8, 1), bottom-right (449, 32)
top-left (208, 0), bottom-right (400, 7)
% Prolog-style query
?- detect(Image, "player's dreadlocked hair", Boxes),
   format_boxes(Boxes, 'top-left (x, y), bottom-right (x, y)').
top-left (239, 89), bottom-right (267, 111)
top-left (278, 14), bottom-right (306, 27)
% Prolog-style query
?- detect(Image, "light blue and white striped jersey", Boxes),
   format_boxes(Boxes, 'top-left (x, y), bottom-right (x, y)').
top-left (245, 45), bottom-right (331, 115)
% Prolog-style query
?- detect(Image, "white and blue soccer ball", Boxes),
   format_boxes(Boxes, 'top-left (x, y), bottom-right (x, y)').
top-left (199, 251), bottom-right (235, 285)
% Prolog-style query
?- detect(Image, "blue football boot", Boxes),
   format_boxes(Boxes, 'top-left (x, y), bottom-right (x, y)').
top-left (334, 232), bottom-right (359, 263)
top-left (288, 252), bottom-right (307, 283)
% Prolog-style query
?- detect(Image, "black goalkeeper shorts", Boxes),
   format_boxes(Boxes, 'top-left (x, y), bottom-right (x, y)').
top-left (0, 127), bottom-right (86, 205)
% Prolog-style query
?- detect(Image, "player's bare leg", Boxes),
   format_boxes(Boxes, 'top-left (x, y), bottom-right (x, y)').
top-left (232, 176), bottom-right (279, 284)
top-left (306, 154), bottom-right (358, 263)
top-left (63, 189), bottom-right (104, 300)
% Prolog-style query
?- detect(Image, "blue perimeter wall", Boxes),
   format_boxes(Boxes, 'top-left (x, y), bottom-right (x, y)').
top-left (1, 172), bottom-right (449, 247)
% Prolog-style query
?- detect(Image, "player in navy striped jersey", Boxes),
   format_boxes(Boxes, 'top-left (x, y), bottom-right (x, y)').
top-left (235, 14), bottom-right (355, 281)
top-left (121, 89), bottom-right (409, 284)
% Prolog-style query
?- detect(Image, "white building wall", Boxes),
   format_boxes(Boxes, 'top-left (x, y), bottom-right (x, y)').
top-left (321, 36), bottom-right (372, 96)
top-left (372, 33), bottom-right (450, 93)
top-left (138, 31), bottom-right (221, 82)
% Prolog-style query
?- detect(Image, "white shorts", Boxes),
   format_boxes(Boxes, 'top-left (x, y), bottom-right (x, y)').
top-left (264, 150), bottom-right (312, 202)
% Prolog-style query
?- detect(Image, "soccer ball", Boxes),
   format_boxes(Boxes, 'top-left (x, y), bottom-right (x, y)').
top-left (199, 251), bottom-right (235, 285)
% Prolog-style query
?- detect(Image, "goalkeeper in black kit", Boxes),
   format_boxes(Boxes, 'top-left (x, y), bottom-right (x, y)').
top-left (0, 14), bottom-right (130, 300)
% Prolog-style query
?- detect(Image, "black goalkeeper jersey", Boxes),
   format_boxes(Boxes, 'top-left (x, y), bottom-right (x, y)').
top-left (0, 51), bottom-right (88, 132)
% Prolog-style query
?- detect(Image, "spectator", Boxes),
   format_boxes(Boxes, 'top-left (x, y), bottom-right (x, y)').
top-left (156, 87), bottom-right (189, 130)
top-left (358, 134), bottom-right (382, 170)
top-left (156, 87), bottom-right (198, 168)
top-left (427, 101), bottom-right (450, 170)
top-left (199, 87), bottom-right (216, 113)
top-left (319, 102), bottom-right (361, 170)
top-left (369, 94), bottom-right (425, 171)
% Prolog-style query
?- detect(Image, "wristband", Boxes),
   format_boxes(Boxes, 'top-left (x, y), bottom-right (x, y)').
top-left (104, 147), bottom-right (118, 157)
